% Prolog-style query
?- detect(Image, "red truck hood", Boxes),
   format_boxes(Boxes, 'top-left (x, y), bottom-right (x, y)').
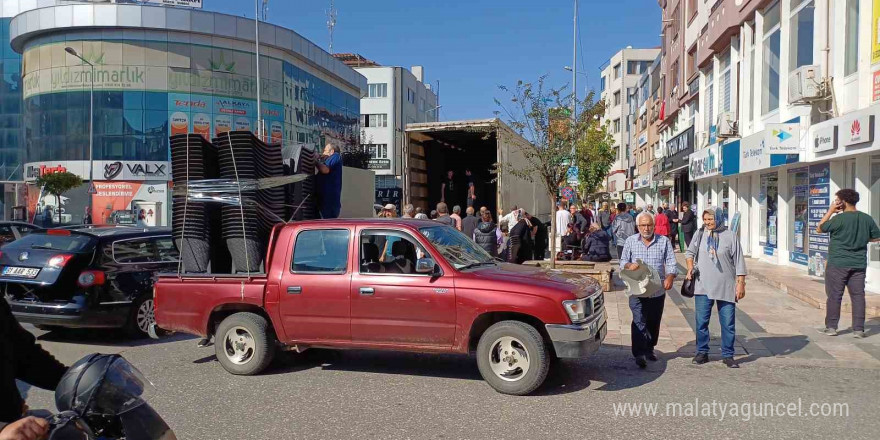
top-left (463, 263), bottom-right (601, 299)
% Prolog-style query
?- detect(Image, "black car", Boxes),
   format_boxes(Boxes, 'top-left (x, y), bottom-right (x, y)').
top-left (1, 226), bottom-right (179, 337)
top-left (0, 221), bottom-right (41, 245)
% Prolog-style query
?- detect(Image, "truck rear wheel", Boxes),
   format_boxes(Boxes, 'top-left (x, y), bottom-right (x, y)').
top-left (215, 312), bottom-right (276, 375)
top-left (476, 320), bottom-right (550, 395)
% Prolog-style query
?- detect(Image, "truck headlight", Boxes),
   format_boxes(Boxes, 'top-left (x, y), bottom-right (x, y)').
top-left (562, 298), bottom-right (589, 323)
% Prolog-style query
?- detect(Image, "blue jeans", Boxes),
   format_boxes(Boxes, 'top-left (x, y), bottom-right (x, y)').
top-left (695, 295), bottom-right (736, 358)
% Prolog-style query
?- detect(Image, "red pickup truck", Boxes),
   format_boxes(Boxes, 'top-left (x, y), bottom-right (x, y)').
top-left (153, 219), bottom-right (606, 395)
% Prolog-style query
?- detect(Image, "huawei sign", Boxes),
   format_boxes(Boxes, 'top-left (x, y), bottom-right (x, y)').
top-left (851, 119), bottom-right (861, 139)
top-left (842, 114), bottom-right (874, 147)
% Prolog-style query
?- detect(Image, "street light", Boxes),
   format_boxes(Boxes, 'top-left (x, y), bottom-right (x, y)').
top-left (65, 47), bottom-right (94, 218)
top-left (423, 105), bottom-right (442, 122)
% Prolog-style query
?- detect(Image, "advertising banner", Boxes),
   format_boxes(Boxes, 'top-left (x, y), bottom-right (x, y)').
top-left (688, 144), bottom-right (721, 181)
top-left (873, 0), bottom-right (880, 64)
top-left (807, 163), bottom-right (830, 277)
top-left (142, 0), bottom-right (203, 7)
top-left (764, 122), bottom-right (801, 153)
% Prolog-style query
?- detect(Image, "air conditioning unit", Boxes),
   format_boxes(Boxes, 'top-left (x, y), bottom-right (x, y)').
top-left (789, 65), bottom-right (823, 103)
top-left (698, 131), bottom-right (710, 147)
top-left (716, 111), bottom-right (738, 138)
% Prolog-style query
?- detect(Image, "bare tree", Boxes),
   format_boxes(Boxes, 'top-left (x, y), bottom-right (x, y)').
top-left (494, 76), bottom-right (612, 267)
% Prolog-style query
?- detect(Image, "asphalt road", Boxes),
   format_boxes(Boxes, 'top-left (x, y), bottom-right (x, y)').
top-left (17, 324), bottom-right (880, 440)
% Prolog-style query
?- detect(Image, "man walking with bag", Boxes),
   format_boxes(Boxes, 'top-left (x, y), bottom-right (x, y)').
top-left (619, 212), bottom-right (677, 368)
top-left (686, 207), bottom-right (747, 368)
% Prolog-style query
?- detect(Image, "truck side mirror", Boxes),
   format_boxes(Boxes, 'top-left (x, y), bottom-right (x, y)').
top-left (416, 257), bottom-right (437, 275)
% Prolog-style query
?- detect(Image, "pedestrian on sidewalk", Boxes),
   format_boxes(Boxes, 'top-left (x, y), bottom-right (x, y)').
top-left (664, 202), bottom-right (679, 251)
top-left (450, 205), bottom-right (463, 231)
top-left (816, 189), bottom-right (880, 338)
top-left (686, 207), bottom-right (747, 368)
top-left (581, 223), bottom-right (612, 262)
top-left (619, 212), bottom-right (677, 369)
top-left (434, 203), bottom-right (456, 227)
top-left (598, 202), bottom-right (612, 239)
top-left (414, 207), bottom-right (428, 220)
top-left (473, 209), bottom-right (501, 257)
top-left (612, 202), bottom-right (636, 258)
top-left (654, 208), bottom-right (670, 238)
top-left (679, 201), bottom-right (697, 251)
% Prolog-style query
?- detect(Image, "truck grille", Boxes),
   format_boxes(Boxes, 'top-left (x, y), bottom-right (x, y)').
top-left (592, 292), bottom-right (604, 315)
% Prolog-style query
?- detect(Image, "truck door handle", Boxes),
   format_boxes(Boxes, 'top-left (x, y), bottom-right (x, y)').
top-left (359, 287), bottom-right (375, 296)
top-left (287, 286), bottom-right (302, 294)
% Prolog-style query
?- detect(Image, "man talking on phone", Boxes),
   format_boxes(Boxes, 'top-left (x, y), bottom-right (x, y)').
top-left (816, 189), bottom-right (880, 338)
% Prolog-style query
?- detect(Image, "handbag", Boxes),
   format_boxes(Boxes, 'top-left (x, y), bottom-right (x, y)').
top-left (680, 228), bottom-right (704, 298)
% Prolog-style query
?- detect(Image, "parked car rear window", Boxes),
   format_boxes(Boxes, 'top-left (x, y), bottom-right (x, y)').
top-left (291, 229), bottom-right (349, 273)
top-left (113, 237), bottom-right (179, 263)
top-left (3, 233), bottom-right (95, 252)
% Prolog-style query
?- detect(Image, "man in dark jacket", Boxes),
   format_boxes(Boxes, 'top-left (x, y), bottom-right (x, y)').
top-left (679, 201), bottom-right (697, 251)
top-left (461, 206), bottom-right (480, 240)
top-left (473, 210), bottom-right (501, 257)
top-left (532, 216), bottom-right (548, 260)
top-left (581, 223), bottom-right (612, 262)
top-left (663, 203), bottom-right (679, 251)
top-left (1, 299), bottom-right (67, 438)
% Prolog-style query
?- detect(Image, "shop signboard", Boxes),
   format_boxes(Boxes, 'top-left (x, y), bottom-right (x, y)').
top-left (375, 187), bottom-right (402, 215)
top-left (638, 133), bottom-right (648, 146)
top-left (874, 70), bottom-right (880, 102)
top-left (813, 124), bottom-right (838, 153)
top-left (807, 163), bottom-right (830, 277)
top-left (624, 192), bottom-right (635, 204)
top-left (633, 174), bottom-right (651, 190)
top-left (739, 132), bottom-right (768, 173)
top-left (764, 122), bottom-right (801, 153)
top-left (688, 144), bottom-right (721, 181)
top-left (840, 114), bottom-right (875, 148)
top-left (367, 159), bottom-right (391, 170)
top-left (143, 0), bottom-right (203, 7)
top-left (663, 126), bottom-right (695, 172)
top-left (873, 0), bottom-right (880, 65)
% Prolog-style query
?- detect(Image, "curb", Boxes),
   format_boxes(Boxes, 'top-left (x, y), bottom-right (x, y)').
top-left (748, 271), bottom-right (880, 318)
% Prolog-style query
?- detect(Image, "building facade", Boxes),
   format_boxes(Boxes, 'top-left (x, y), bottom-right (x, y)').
top-left (2, 0), bottom-right (365, 224)
top-left (599, 46), bottom-right (660, 201)
top-left (627, 54), bottom-right (662, 208)
top-left (354, 64), bottom-right (438, 190)
top-left (677, 0), bottom-right (880, 291)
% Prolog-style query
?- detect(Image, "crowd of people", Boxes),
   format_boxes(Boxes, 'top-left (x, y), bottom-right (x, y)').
top-left (553, 200), bottom-right (700, 263)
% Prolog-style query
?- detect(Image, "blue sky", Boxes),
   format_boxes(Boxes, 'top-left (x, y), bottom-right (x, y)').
top-left (209, 0), bottom-right (661, 120)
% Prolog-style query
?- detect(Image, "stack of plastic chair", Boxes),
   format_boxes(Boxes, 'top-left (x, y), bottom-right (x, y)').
top-left (213, 131), bottom-right (263, 273)
top-left (169, 134), bottom-right (215, 273)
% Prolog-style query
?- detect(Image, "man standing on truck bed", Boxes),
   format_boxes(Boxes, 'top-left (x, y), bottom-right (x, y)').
top-left (441, 170), bottom-right (456, 207)
top-left (316, 143), bottom-right (343, 219)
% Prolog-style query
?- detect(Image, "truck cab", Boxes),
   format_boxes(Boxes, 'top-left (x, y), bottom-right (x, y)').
top-left (154, 218), bottom-right (606, 395)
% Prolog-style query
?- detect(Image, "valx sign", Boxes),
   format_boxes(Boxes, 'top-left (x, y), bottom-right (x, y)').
top-left (24, 161), bottom-right (171, 182)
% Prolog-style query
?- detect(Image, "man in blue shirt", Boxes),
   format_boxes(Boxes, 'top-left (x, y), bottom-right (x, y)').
top-left (316, 143), bottom-right (343, 219)
top-left (619, 212), bottom-right (677, 369)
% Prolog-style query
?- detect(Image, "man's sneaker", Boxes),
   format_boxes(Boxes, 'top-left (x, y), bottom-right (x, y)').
top-left (722, 357), bottom-right (739, 368)
top-left (817, 327), bottom-right (838, 336)
top-left (853, 331), bottom-right (866, 339)
top-left (634, 355), bottom-right (647, 369)
top-left (692, 353), bottom-right (709, 365)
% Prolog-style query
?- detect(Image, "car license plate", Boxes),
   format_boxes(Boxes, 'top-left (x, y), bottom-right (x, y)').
top-left (2, 266), bottom-right (40, 278)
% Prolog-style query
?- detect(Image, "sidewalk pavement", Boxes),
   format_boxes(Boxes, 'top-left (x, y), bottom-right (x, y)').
top-left (744, 256), bottom-right (880, 318)
top-left (601, 253), bottom-right (880, 367)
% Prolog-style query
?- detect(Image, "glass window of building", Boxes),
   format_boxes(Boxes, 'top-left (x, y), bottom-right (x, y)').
top-left (720, 51), bottom-right (732, 113)
top-left (759, 172), bottom-right (779, 248)
top-left (613, 91), bottom-right (621, 106)
top-left (613, 119), bottom-right (621, 133)
top-left (704, 69), bottom-right (714, 132)
top-left (600, 76), bottom-right (606, 91)
top-left (368, 83), bottom-right (387, 98)
top-left (762, 1), bottom-right (781, 114)
top-left (845, 0), bottom-right (859, 76)
top-left (789, 0), bottom-right (815, 71)
top-left (747, 21), bottom-right (756, 124)
top-left (362, 114), bottom-right (388, 128)
top-left (788, 167), bottom-right (809, 260)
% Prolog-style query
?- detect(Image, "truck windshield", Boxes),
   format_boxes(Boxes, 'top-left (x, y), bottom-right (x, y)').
top-left (418, 226), bottom-right (495, 270)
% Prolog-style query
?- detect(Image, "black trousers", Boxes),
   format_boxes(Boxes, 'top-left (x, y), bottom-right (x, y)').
top-left (683, 229), bottom-right (695, 248)
top-left (629, 294), bottom-right (666, 357)
top-left (825, 263), bottom-right (866, 331)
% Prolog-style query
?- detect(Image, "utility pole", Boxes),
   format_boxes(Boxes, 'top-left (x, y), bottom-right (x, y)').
top-left (327, 0), bottom-right (337, 54)
top-left (255, 0), bottom-right (268, 139)
top-left (571, 0), bottom-right (578, 148)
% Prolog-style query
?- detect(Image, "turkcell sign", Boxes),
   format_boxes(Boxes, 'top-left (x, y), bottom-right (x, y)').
top-left (689, 145), bottom-right (721, 180)
top-left (813, 124), bottom-right (838, 153)
top-left (764, 122), bottom-right (801, 153)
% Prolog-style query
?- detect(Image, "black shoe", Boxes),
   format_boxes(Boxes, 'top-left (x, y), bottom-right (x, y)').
top-left (692, 353), bottom-right (709, 365)
top-left (722, 357), bottom-right (739, 368)
top-left (635, 355), bottom-right (647, 369)
top-left (646, 352), bottom-right (658, 362)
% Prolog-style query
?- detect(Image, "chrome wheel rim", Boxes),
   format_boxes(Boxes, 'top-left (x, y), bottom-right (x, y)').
top-left (136, 299), bottom-right (155, 333)
top-left (224, 326), bottom-right (256, 365)
top-left (488, 336), bottom-right (530, 382)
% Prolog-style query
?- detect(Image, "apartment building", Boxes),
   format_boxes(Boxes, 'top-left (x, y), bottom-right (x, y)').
top-left (599, 47), bottom-right (661, 200)
top-left (335, 55), bottom-right (439, 190)
top-left (627, 54), bottom-right (663, 208)
top-left (676, 0), bottom-right (880, 289)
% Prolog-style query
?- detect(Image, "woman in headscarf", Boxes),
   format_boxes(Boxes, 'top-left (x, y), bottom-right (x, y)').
top-left (685, 207), bottom-right (747, 368)
top-left (507, 209), bottom-right (534, 264)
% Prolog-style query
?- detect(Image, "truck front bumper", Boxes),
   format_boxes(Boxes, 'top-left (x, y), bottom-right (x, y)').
top-left (545, 309), bottom-right (606, 359)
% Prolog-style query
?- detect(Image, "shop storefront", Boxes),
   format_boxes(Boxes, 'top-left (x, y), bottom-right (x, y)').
top-left (661, 126), bottom-right (694, 208)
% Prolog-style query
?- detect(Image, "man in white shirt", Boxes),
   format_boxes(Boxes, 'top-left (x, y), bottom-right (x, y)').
top-left (555, 203), bottom-right (572, 254)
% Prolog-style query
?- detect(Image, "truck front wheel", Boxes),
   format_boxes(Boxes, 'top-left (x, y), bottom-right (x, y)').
top-left (215, 312), bottom-right (276, 375)
top-left (476, 320), bottom-right (550, 395)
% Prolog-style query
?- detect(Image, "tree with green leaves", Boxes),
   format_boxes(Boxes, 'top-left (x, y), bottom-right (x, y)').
top-left (494, 75), bottom-right (612, 267)
top-left (34, 172), bottom-right (83, 224)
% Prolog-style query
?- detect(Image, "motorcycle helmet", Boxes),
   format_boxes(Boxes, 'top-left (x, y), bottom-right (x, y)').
top-left (56, 354), bottom-right (152, 416)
